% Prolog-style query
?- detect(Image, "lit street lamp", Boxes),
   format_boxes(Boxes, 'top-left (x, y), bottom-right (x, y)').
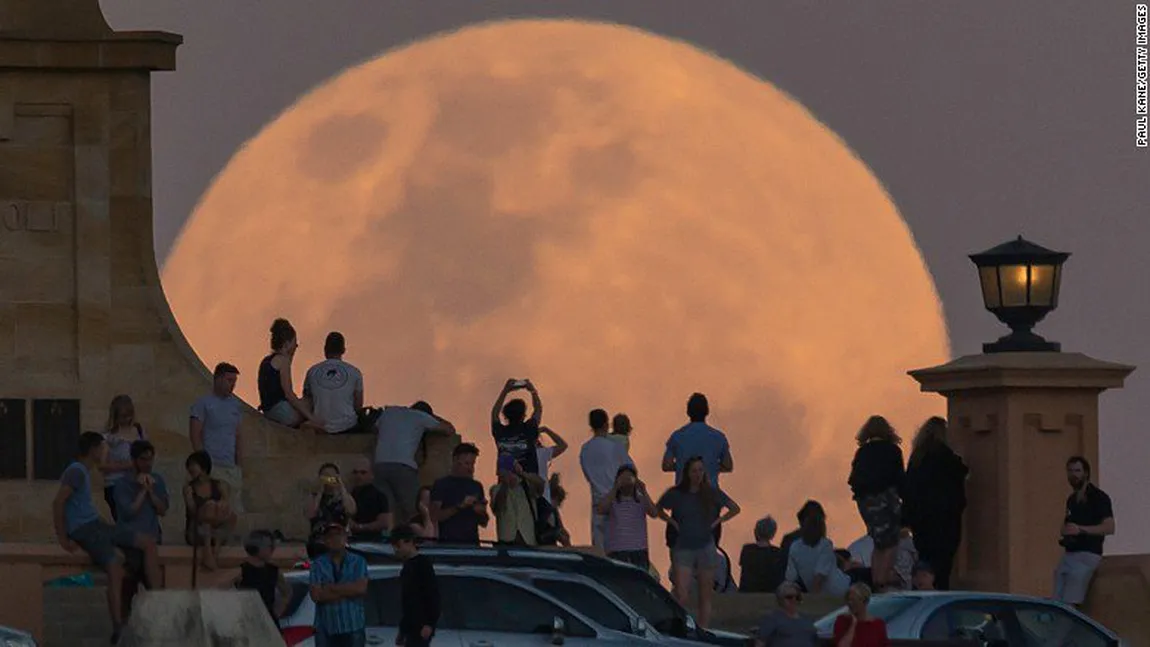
top-left (969, 235), bottom-right (1070, 353)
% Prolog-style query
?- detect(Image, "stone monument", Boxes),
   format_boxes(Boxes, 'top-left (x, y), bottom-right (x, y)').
top-left (0, 0), bottom-right (456, 544)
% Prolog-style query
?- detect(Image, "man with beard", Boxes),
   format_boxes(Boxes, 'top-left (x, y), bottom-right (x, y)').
top-left (1053, 456), bottom-right (1114, 607)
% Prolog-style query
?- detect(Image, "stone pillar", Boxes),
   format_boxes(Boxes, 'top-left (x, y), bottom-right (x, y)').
top-left (909, 351), bottom-right (1134, 597)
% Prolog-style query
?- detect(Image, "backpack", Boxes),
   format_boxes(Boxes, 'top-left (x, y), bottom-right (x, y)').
top-left (523, 481), bottom-right (561, 546)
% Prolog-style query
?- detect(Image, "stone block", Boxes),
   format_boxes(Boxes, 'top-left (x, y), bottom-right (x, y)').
top-left (120, 590), bottom-right (282, 647)
top-left (72, 94), bottom-right (110, 146)
top-left (15, 303), bottom-right (77, 363)
top-left (0, 145), bottom-right (74, 201)
top-left (0, 302), bottom-right (14, 359)
top-left (0, 254), bottom-right (76, 304)
top-left (74, 145), bottom-right (110, 202)
top-left (8, 112), bottom-right (71, 146)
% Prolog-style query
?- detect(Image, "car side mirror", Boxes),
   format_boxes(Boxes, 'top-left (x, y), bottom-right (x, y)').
top-left (634, 617), bottom-right (649, 637)
top-left (551, 616), bottom-right (566, 645)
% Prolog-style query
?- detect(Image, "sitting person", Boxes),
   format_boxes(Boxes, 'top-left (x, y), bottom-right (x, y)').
top-left (754, 581), bottom-right (818, 647)
top-left (347, 457), bottom-right (390, 542)
top-left (306, 462), bottom-right (357, 558)
top-left (740, 516), bottom-right (785, 593)
top-left (784, 508), bottom-right (850, 597)
top-left (303, 331), bottom-right (366, 434)
top-left (234, 530), bottom-right (291, 622)
top-left (182, 450), bottom-right (237, 571)
top-left (911, 560), bottom-right (936, 591)
top-left (846, 529), bottom-right (918, 590)
top-left (832, 583), bottom-right (890, 647)
top-left (258, 318), bottom-right (323, 431)
top-left (408, 486), bottom-right (438, 539)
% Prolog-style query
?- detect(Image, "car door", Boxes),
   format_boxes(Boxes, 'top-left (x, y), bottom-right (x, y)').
top-left (438, 574), bottom-right (605, 647)
top-left (363, 575), bottom-right (463, 647)
top-left (529, 578), bottom-right (641, 637)
top-left (1008, 603), bottom-right (1116, 647)
top-left (920, 600), bottom-right (1015, 645)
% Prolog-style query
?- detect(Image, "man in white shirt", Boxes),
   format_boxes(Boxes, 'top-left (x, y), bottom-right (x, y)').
top-left (374, 402), bottom-right (455, 524)
top-left (579, 409), bottom-right (633, 548)
top-left (535, 426), bottom-right (568, 503)
top-left (303, 332), bottom-right (365, 434)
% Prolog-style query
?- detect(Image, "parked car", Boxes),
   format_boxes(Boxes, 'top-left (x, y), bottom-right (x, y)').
top-left (347, 541), bottom-right (747, 646)
top-left (813, 591), bottom-right (1123, 647)
top-left (280, 563), bottom-right (661, 646)
top-left (0, 625), bottom-right (36, 647)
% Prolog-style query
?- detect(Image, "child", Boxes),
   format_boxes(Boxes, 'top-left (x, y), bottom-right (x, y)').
top-left (597, 464), bottom-right (656, 569)
top-left (609, 413), bottom-right (633, 452)
top-left (234, 530), bottom-right (291, 622)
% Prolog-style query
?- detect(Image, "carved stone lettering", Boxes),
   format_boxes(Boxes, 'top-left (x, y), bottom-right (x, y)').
top-left (0, 200), bottom-right (63, 233)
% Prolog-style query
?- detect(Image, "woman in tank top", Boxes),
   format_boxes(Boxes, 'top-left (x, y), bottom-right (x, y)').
top-left (99, 394), bottom-right (146, 521)
top-left (257, 318), bottom-right (322, 430)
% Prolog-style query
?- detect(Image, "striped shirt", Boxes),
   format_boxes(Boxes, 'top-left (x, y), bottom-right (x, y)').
top-left (605, 497), bottom-right (649, 552)
top-left (310, 552), bottom-right (368, 635)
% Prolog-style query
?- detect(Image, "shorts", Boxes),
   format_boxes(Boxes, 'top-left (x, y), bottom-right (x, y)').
top-left (374, 462), bottom-right (420, 524)
top-left (264, 400), bottom-right (302, 427)
top-left (70, 520), bottom-right (136, 568)
top-left (671, 543), bottom-right (718, 571)
top-left (1053, 551), bottom-right (1102, 605)
top-left (857, 487), bottom-right (902, 550)
top-left (213, 464), bottom-right (244, 514)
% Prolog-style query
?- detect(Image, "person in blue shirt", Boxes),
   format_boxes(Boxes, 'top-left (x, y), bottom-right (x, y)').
top-left (53, 431), bottom-right (162, 645)
top-left (309, 523), bottom-right (369, 647)
top-left (113, 440), bottom-right (170, 543)
top-left (662, 393), bottom-right (734, 485)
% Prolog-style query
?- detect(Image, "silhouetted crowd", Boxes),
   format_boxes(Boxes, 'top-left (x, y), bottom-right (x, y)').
top-left (49, 317), bottom-right (1117, 645)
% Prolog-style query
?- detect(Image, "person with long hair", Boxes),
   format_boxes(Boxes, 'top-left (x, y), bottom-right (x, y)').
top-left (832, 583), bottom-right (890, 647)
top-left (100, 395), bottom-right (146, 521)
top-left (257, 318), bottom-right (323, 431)
top-left (784, 507), bottom-right (850, 596)
top-left (183, 450), bottom-right (237, 571)
top-left (902, 416), bottom-right (968, 590)
top-left (656, 456), bottom-right (741, 628)
top-left (598, 464), bottom-right (657, 569)
top-left (847, 416), bottom-right (906, 591)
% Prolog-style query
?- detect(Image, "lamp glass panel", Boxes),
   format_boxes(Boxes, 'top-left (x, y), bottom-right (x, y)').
top-left (999, 264), bottom-right (1030, 307)
top-left (1051, 264), bottom-right (1062, 306)
top-left (1028, 264), bottom-right (1056, 306)
top-left (978, 266), bottom-right (1001, 308)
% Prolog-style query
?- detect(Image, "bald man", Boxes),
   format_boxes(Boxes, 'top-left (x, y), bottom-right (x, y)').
top-left (348, 457), bottom-right (392, 542)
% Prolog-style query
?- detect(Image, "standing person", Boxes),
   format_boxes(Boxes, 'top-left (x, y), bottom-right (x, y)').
top-left (597, 465), bottom-right (656, 569)
top-left (391, 524), bottom-right (440, 647)
top-left (848, 415), bottom-right (905, 592)
top-left (53, 432), bottom-right (162, 645)
top-left (1054, 455), bottom-right (1115, 607)
top-left (306, 463), bottom-right (358, 559)
top-left (535, 426), bottom-right (568, 503)
top-left (754, 581), bottom-right (818, 647)
top-left (183, 451), bottom-right (238, 571)
top-left (656, 456), bottom-right (741, 629)
top-left (430, 443), bottom-right (489, 545)
top-left (408, 487), bottom-right (438, 539)
top-left (348, 457), bottom-right (391, 543)
top-left (739, 516), bottom-right (785, 593)
top-left (490, 378), bottom-right (544, 475)
top-left (902, 416), bottom-right (968, 590)
top-left (303, 332), bottom-right (365, 434)
top-left (258, 318), bottom-right (323, 430)
top-left (609, 413), bottom-right (633, 452)
top-left (189, 362), bottom-right (246, 513)
top-left (374, 401), bottom-right (455, 524)
top-left (309, 523), bottom-right (369, 647)
top-left (662, 393), bottom-right (733, 550)
top-left (233, 530), bottom-right (291, 622)
top-left (113, 441), bottom-right (169, 544)
top-left (100, 395), bottom-right (146, 521)
top-left (491, 455), bottom-right (545, 546)
top-left (579, 409), bottom-right (634, 548)
top-left (832, 583), bottom-right (890, 647)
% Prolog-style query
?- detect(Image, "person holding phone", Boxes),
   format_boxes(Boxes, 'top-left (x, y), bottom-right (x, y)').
top-left (306, 463), bottom-right (357, 558)
top-left (491, 378), bottom-right (544, 476)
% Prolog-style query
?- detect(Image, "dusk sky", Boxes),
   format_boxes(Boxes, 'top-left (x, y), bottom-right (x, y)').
top-left (103, 1), bottom-right (1150, 552)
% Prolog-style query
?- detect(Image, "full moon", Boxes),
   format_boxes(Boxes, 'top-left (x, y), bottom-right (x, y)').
top-left (162, 20), bottom-right (949, 569)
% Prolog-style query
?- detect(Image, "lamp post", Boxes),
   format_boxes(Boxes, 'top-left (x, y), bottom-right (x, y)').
top-left (969, 235), bottom-right (1070, 353)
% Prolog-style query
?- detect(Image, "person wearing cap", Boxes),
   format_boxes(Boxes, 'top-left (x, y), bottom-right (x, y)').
top-left (303, 332), bottom-right (366, 435)
top-left (309, 523), bottom-right (369, 647)
top-left (391, 524), bottom-right (439, 646)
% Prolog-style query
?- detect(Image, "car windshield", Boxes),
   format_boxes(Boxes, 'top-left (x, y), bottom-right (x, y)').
top-left (588, 570), bottom-right (685, 635)
top-left (813, 595), bottom-right (919, 633)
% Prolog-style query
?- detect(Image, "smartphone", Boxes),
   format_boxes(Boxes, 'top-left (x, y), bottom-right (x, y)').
top-left (322, 475), bottom-right (339, 485)
top-left (512, 379), bottom-right (529, 388)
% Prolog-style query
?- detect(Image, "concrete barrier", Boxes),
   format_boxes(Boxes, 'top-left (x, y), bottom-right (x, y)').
top-left (120, 590), bottom-right (282, 647)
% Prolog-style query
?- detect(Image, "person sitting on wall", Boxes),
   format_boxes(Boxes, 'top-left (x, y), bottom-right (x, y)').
top-left (183, 450), bottom-right (238, 571)
top-left (257, 318), bottom-right (324, 432)
top-left (303, 331), bottom-right (368, 435)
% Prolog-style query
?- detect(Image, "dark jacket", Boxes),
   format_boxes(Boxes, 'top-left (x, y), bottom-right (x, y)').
top-left (903, 445), bottom-right (968, 533)
top-left (848, 440), bottom-right (906, 500)
top-left (400, 554), bottom-right (440, 636)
